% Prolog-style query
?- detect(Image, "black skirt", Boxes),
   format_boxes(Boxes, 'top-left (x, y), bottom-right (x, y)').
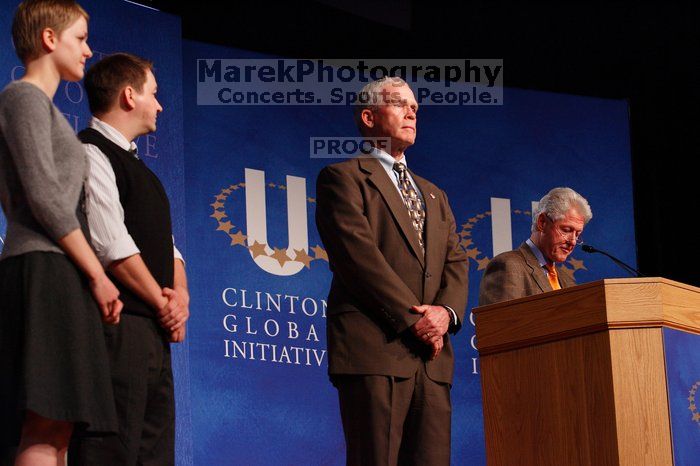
top-left (0, 251), bottom-right (118, 447)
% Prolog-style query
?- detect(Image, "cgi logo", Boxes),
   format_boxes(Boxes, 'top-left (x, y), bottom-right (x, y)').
top-left (210, 168), bottom-right (324, 277)
top-left (210, 171), bottom-right (586, 281)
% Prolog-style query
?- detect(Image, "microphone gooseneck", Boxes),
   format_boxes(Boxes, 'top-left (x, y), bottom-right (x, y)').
top-left (581, 243), bottom-right (643, 277)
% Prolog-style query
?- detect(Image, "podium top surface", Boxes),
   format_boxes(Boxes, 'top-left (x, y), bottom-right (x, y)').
top-left (474, 277), bottom-right (700, 355)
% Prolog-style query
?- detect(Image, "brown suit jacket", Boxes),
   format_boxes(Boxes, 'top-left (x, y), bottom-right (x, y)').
top-left (478, 242), bottom-right (576, 306)
top-left (315, 157), bottom-right (468, 384)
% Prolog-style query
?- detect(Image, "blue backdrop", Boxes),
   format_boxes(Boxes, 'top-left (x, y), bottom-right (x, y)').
top-left (182, 40), bottom-right (636, 465)
top-left (664, 328), bottom-right (700, 465)
top-left (1, 1), bottom-right (639, 464)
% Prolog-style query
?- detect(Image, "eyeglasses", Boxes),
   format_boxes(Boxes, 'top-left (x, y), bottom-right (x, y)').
top-left (546, 215), bottom-right (583, 246)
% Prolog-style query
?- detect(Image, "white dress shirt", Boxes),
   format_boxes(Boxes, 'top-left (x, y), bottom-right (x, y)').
top-left (84, 117), bottom-right (183, 267)
top-left (526, 238), bottom-right (553, 277)
top-left (370, 147), bottom-right (424, 202)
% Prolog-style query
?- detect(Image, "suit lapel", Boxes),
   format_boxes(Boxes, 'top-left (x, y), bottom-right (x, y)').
top-left (518, 243), bottom-right (552, 293)
top-left (359, 158), bottom-right (425, 267)
top-left (558, 265), bottom-right (576, 288)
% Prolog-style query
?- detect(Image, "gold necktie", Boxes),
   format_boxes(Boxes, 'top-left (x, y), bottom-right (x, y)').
top-left (393, 162), bottom-right (425, 252)
top-left (545, 264), bottom-right (561, 290)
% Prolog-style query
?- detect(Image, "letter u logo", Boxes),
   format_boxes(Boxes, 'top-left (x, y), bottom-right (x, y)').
top-left (244, 168), bottom-right (308, 276)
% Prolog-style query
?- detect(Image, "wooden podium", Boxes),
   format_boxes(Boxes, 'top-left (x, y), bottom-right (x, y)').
top-left (473, 278), bottom-right (700, 465)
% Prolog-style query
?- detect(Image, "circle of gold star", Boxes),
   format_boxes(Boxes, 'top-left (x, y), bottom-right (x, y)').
top-left (689, 381), bottom-right (700, 425)
top-left (459, 208), bottom-right (586, 278)
top-left (458, 211), bottom-right (492, 272)
top-left (210, 181), bottom-right (326, 269)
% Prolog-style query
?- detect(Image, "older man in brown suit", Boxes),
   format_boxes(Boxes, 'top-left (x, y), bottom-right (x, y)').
top-left (315, 77), bottom-right (468, 466)
top-left (479, 187), bottom-right (592, 306)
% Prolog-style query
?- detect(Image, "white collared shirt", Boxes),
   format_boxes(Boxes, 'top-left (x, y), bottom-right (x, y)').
top-left (370, 147), bottom-right (424, 202)
top-left (526, 238), bottom-right (552, 277)
top-left (84, 117), bottom-right (183, 267)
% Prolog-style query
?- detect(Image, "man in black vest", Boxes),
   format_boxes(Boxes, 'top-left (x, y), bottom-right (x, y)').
top-left (68, 53), bottom-right (189, 466)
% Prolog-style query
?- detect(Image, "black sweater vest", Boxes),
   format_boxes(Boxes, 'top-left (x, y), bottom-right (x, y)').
top-left (79, 128), bottom-right (174, 318)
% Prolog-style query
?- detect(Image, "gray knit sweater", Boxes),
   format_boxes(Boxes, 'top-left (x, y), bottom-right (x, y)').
top-left (0, 81), bottom-right (88, 260)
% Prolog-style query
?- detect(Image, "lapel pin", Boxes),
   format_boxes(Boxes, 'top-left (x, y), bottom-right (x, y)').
top-left (429, 193), bottom-right (436, 199)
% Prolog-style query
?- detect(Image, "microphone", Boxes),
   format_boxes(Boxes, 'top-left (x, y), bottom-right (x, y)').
top-left (581, 244), bottom-right (644, 277)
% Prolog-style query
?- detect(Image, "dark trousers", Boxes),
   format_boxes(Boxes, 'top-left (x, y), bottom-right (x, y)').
top-left (334, 363), bottom-right (452, 466)
top-left (68, 314), bottom-right (175, 466)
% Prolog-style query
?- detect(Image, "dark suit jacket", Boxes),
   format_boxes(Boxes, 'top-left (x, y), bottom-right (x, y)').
top-left (478, 242), bottom-right (576, 306)
top-left (315, 157), bottom-right (468, 384)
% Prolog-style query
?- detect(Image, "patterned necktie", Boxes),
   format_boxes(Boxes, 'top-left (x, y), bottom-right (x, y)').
top-left (393, 162), bottom-right (425, 252)
top-left (544, 264), bottom-right (561, 290)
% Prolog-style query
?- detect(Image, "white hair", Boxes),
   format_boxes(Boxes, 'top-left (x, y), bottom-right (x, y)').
top-left (531, 187), bottom-right (592, 232)
top-left (353, 76), bottom-right (409, 135)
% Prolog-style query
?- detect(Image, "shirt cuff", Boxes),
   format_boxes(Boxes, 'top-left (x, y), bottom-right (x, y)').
top-left (99, 233), bottom-right (140, 268)
top-left (442, 305), bottom-right (458, 326)
top-left (173, 239), bottom-right (185, 265)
